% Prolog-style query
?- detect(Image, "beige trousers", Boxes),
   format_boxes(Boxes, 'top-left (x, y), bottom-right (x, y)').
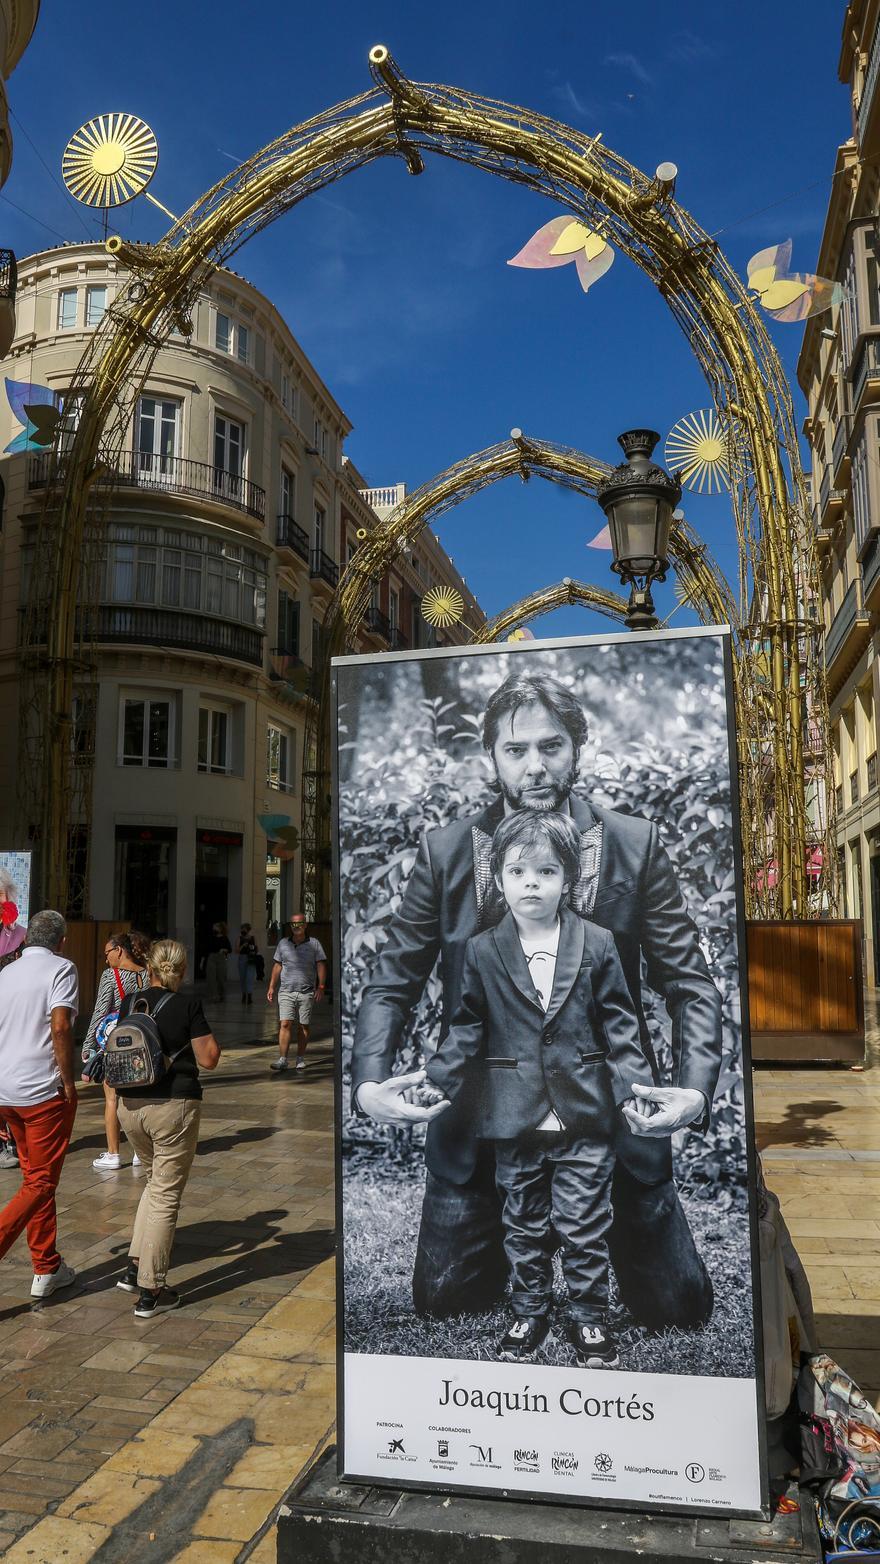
top-left (117, 1097), bottom-right (201, 1289)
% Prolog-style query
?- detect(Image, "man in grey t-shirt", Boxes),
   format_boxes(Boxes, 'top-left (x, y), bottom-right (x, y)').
top-left (266, 914), bottom-right (327, 1074)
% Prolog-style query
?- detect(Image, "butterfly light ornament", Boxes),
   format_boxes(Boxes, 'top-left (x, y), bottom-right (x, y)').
top-left (746, 240), bottom-right (843, 324)
top-left (508, 216), bottom-right (614, 295)
top-left (4, 379), bottom-right (60, 454)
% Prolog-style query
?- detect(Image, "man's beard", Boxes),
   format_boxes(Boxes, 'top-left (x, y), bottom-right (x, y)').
top-left (497, 756), bottom-right (579, 813)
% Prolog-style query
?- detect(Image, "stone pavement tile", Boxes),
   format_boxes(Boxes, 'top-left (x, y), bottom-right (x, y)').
top-left (0, 1487), bottom-right (53, 1515)
top-left (150, 1384), bottom-right (262, 1436)
top-left (2, 1515), bottom-right (111, 1562)
top-left (8, 1457), bottom-right (95, 1484)
top-left (0, 1421), bottom-right (80, 1460)
top-left (192, 1483), bottom-right (278, 1541)
top-left (55, 1468), bottom-right (161, 1524)
top-left (81, 1340), bottom-right (154, 1372)
top-left (104, 1430), bottom-right (200, 1477)
top-left (173, 1544), bottom-right (241, 1564)
top-left (247, 1530), bottom-right (279, 1564)
top-left (224, 1442), bottom-right (316, 1489)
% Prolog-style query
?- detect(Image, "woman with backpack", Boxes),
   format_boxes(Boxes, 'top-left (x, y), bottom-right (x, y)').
top-left (84, 931), bottom-right (150, 1172)
top-left (113, 938), bottom-right (220, 1317)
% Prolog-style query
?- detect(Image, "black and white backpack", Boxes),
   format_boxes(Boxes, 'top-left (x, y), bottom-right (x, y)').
top-left (103, 992), bottom-right (184, 1089)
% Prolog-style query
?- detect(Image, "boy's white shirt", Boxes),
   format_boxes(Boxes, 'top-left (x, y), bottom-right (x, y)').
top-left (518, 919), bottom-right (564, 1131)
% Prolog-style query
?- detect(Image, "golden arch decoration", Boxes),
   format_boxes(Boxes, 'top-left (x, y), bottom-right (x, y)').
top-left (478, 579), bottom-right (629, 639)
top-left (21, 44), bottom-right (828, 920)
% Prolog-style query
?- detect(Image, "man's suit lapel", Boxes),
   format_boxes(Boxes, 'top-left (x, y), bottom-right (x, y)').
top-left (492, 912), bottom-right (545, 1012)
top-left (544, 906), bottom-right (585, 1025)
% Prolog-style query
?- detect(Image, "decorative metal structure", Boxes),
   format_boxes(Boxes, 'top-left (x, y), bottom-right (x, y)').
top-left (20, 44), bottom-right (831, 922)
top-left (62, 114), bottom-right (159, 210)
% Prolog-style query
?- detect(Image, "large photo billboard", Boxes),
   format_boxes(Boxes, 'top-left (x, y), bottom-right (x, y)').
top-left (334, 628), bottom-right (765, 1516)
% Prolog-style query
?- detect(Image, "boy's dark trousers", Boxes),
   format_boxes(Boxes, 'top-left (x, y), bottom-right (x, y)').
top-left (493, 1129), bottom-right (615, 1323)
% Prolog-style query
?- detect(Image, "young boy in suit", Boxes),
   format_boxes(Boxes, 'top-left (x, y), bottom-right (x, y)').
top-left (425, 810), bottom-right (667, 1367)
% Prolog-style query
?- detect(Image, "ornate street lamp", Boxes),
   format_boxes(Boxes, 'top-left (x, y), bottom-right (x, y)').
top-left (596, 429), bottom-right (682, 630)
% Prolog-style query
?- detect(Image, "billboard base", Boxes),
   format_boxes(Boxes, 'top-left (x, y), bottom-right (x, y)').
top-left (278, 1449), bottom-right (820, 1563)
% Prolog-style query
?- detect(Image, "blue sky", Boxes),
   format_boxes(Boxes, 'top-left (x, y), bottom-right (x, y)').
top-left (1, 0), bottom-right (849, 634)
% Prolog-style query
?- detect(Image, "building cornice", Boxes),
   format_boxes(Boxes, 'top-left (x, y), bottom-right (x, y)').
top-left (2, 0), bottom-right (40, 78)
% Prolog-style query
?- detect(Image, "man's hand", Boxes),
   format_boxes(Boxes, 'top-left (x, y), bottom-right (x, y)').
top-left (621, 1083), bottom-right (705, 1137)
top-left (357, 1070), bottom-right (451, 1127)
top-left (267, 988), bottom-right (275, 1003)
top-left (62, 1081), bottom-right (78, 1107)
top-left (315, 985), bottom-right (325, 1001)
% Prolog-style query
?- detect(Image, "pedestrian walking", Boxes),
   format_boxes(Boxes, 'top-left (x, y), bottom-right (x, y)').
top-left (84, 930), bottom-right (150, 1171)
top-left (235, 923), bottom-right (259, 1005)
top-left (114, 938), bottom-right (221, 1317)
top-left (204, 922), bottom-right (231, 1002)
top-left (0, 910), bottom-right (78, 1298)
top-left (266, 914), bottom-right (326, 1073)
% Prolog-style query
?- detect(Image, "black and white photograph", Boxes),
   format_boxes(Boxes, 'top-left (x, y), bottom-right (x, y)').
top-left (335, 629), bottom-right (764, 1513)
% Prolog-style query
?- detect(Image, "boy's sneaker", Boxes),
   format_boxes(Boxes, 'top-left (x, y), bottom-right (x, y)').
top-left (497, 1316), bottom-right (550, 1361)
top-left (31, 1261), bottom-right (76, 1299)
top-left (0, 1146), bottom-right (19, 1169)
top-left (116, 1262), bottom-right (140, 1294)
top-left (270, 1057), bottom-right (288, 1072)
top-left (134, 1286), bottom-right (180, 1318)
top-left (566, 1321), bottom-right (619, 1368)
top-left (93, 1151), bottom-right (121, 1170)
top-left (295, 1058), bottom-right (306, 1073)
top-left (132, 1155), bottom-right (141, 1167)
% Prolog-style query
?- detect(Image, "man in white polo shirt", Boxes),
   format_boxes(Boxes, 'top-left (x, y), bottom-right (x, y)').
top-left (0, 909), bottom-right (79, 1297)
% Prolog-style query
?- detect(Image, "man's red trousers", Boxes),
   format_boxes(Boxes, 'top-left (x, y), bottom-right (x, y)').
top-left (0, 1096), bottom-right (77, 1274)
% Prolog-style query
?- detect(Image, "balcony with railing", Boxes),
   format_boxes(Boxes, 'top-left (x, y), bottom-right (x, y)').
top-left (275, 513), bottom-right (309, 562)
top-left (359, 482), bottom-right (406, 515)
top-left (28, 450), bottom-right (266, 520)
top-left (363, 604), bottom-right (391, 640)
top-left (851, 334), bottom-right (880, 410)
top-left (22, 602), bottom-right (264, 666)
top-left (858, 20), bottom-right (880, 144)
top-left (309, 548), bottom-right (339, 589)
top-left (389, 626), bottom-right (409, 651)
top-left (0, 248), bottom-right (17, 358)
top-left (832, 415), bottom-right (852, 485)
top-left (825, 576), bottom-right (871, 689)
top-left (862, 533), bottom-right (880, 609)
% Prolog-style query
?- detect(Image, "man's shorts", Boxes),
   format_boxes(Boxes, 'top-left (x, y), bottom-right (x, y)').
top-left (279, 988), bottom-right (315, 1024)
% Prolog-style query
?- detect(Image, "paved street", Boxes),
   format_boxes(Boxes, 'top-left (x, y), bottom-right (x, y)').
top-left (0, 993), bottom-right (878, 1561)
top-left (0, 994), bottom-right (336, 1562)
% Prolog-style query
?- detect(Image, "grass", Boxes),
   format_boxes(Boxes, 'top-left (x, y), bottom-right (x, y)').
top-left (342, 1145), bottom-right (755, 1379)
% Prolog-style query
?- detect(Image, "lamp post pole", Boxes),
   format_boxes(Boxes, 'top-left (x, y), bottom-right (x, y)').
top-left (596, 429), bottom-right (682, 631)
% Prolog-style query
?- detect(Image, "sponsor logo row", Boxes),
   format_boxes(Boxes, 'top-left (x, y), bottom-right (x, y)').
top-left (380, 1439), bottom-right (715, 1487)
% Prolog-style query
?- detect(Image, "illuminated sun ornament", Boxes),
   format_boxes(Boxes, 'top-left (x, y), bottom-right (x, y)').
top-left (422, 585), bottom-right (464, 628)
top-left (507, 626), bottom-right (536, 642)
top-left (746, 240), bottom-right (843, 323)
top-left (4, 378), bottom-right (60, 453)
top-left (665, 410), bottom-right (731, 495)
top-left (508, 216), bottom-right (614, 294)
top-left (62, 113), bottom-right (158, 208)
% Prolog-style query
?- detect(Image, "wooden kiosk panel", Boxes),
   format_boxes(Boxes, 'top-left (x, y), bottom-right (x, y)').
top-left (747, 919), bottom-right (864, 1062)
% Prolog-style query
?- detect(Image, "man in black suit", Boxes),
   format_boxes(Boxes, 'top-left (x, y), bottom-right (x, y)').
top-left (351, 669), bottom-right (723, 1329)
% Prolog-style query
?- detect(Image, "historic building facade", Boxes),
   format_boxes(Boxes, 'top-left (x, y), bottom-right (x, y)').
top-left (0, 242), bottom-right (483, 970)
top-left (0, 0), bottom-right (41, 355)
top-left (799, 0), bottom-right (880, 979)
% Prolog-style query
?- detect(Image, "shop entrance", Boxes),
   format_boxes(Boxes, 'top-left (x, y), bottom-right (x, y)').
top-left (114, 826), bottom-right (175, 936)
top-left (194, 829), bottom-right (242, 978)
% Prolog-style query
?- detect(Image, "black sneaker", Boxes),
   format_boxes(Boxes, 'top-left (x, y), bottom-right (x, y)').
top-left (566, 1320), bottom-right (619, 1368)
top-left (497, 1316), bottom-right (550, 1361)
top-left (134, 1286), bottom-right (181, 1318)
top-left (116, 1262), bottom-right (140, 1294)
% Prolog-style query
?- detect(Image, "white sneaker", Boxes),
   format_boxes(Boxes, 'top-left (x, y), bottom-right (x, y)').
top-left (270, 1057), bottom-right (289, 1072)
top-left (295, 1058), bottom-right (306, 1073)
top-left (93, 1151), bottom-right (121, 1170)
top-left (132, 1155), bottom-right (141, 1167)
top-left (31, 1261), bottom-right (76, 1299)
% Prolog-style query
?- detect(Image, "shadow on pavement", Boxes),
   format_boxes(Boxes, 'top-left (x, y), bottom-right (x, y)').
top-left (756, 1098), bottom-right (847, 1151)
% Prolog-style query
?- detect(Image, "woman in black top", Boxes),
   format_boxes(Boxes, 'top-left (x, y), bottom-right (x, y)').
top-left (115, 938), bottom-right (221, 1317)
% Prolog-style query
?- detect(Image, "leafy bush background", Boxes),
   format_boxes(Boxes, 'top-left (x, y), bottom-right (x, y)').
top-left (338, 636), bottom-right (748, 1205)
